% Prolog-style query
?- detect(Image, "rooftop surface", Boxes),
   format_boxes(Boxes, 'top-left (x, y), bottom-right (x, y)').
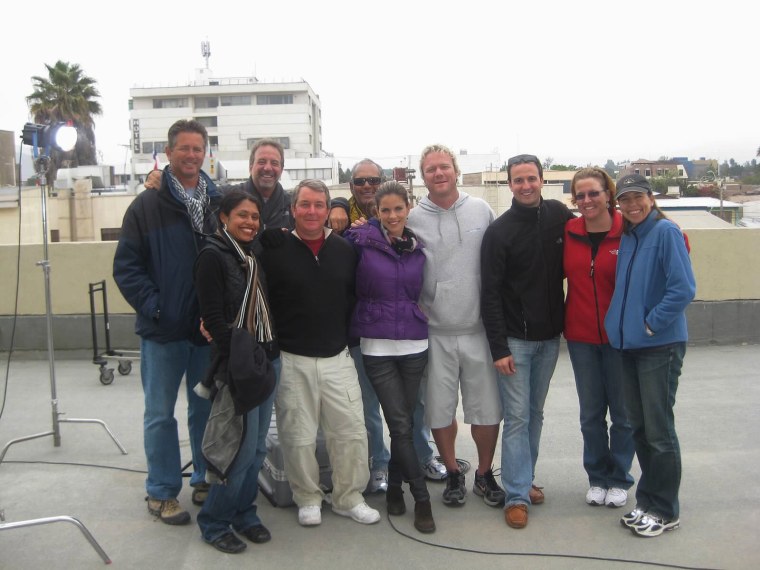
top-left (0, 343), bottom-right (758, 569)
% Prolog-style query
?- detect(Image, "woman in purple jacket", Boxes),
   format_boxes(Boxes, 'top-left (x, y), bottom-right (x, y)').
top-left (344, 181), bottom-right (434, 533)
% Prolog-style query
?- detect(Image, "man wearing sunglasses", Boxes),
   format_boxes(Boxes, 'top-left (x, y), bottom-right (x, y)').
top-left (330, 159), bottom-right (448, 494)
top-left (480, 153), bottom-right (574, 529)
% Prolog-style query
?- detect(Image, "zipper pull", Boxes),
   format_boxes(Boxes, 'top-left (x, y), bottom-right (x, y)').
top-left (590, 258), bottom-right (595, 278)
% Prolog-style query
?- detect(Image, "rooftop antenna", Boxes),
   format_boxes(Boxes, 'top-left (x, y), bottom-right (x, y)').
top-left (201, 40), bottom-right (211, 69)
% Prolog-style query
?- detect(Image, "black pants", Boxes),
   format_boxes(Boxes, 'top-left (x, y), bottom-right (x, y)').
top-left (363, 351), bottom-right (430, 502)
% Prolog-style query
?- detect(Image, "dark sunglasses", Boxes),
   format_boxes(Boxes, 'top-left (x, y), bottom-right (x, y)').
top-left (353, 177), bottom-right (382, 186)
top-left (575, 190), bottom-right (603, 201)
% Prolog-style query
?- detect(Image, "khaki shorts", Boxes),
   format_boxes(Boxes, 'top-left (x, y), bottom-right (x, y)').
top-left (423, 331), bottom-right (502, 429)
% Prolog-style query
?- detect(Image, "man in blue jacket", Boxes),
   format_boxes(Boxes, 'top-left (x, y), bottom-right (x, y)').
top-left (113, 119), bottom-right (221, 525)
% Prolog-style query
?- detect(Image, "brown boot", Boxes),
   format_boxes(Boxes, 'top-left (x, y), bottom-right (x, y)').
top-left (414, 500), bottom-right (436, 533)
top-left (387, 485), bottom-right (406, 515)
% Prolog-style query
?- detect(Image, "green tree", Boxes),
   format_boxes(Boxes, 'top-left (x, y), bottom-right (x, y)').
top-left (549, 164), bottom-right (578, 171)
top-left (26, 61), bottom-right (102, 182)
top-left (604, 159), bottom-right (617, 177)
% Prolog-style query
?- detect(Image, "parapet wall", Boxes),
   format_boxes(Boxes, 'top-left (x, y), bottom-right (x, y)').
top-left (1, 228), bottom-right (758, 355)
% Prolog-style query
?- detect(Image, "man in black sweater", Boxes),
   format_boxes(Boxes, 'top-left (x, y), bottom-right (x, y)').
top-left (258, 179), bottom-right (380, 528)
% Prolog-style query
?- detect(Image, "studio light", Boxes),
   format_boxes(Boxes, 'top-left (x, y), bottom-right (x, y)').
top-left (21, 121), bottom-right (78, 154)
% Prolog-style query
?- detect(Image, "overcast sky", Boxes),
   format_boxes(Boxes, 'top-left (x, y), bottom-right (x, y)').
top-left (3, 0), bottom-right (757, 174)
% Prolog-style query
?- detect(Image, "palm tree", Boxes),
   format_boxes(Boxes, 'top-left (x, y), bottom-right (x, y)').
top-left (26, 61), bottom-right (102, 182)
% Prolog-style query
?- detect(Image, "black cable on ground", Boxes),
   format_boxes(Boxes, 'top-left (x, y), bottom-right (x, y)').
top-left (385, 513), bottom-right (722, 570)
top-left (3, 459), bottom-right (723, 570)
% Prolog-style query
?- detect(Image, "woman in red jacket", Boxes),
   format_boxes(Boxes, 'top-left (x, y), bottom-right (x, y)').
top-left (563, 167), bottom-right (634, 509)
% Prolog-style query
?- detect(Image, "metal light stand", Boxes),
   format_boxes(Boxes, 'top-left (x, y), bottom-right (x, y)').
top-left (0, 147), bottom-right (122, 565)
top-left (0, 155), bottom-right (128, 465)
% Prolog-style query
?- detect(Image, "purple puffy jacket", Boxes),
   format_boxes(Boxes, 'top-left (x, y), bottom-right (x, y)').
top-left (344, 219), bottom-right (428, 340)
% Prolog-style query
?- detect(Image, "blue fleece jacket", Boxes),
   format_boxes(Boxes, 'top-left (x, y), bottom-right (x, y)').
top-left (605, 210), bottom-right (696, 350)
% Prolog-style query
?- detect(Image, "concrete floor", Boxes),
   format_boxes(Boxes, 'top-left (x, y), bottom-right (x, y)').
top-left (0, 343), bottom-right (758, 569)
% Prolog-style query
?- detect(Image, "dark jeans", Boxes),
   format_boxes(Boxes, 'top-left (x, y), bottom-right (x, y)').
top-left (363, 351), bottom-right (430, 502)
top-left (197, 358), bottom-right (280, 543)
top-left (621, 343), bottom-right (685, 520)
top-left (567, 341), bottom-right (634, 489)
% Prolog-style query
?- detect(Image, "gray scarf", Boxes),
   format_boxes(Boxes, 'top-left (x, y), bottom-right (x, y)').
top-left (167, 168), bottom-right (209, 232)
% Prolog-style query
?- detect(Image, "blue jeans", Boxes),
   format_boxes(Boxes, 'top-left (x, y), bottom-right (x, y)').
top-left (197, 358), bottom-right (280, 543)
top-left (567, 341), bottom-right (634, 489)
top-left (351, 345), bottom-right (391, 470)
top-left (363, 352), bottom-right (430, 502)
top-left (499, 337), bottom-right (560, 506)
top-left (140, 338), bottom-right (212, 499)
top-left (621, 343), bottom-right (685, 520)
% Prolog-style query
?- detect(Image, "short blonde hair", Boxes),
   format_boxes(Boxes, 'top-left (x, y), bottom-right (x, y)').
top-left (419, 144), bottom-right (461, 177)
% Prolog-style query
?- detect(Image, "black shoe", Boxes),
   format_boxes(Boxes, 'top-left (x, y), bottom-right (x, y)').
top-left (386, 485), bottom-right (406, 516)
top-left (210, 532), bottom-right (247, 554)
top-left (414, 500), bottom-right (436, 533)
top-left (473, 468), bottom-right (505, 507)
top-left (240, 524), bottom-right (271, 544)
top-left (442, 470), bottom-right (466, 506)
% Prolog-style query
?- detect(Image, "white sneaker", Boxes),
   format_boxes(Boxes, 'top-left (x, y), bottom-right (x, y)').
top-left (298, 505), bottom-right (322, 526)
top-left (366, 469), bottom-right (388, 493)
top-left (605, 487), bottom-right (628, 508)
top-left (421, 457), bottom-right (447, 481)
top-left (586, 486), bottom-right (606, 506)
top-left (332, 501), bottom-right (381, 524)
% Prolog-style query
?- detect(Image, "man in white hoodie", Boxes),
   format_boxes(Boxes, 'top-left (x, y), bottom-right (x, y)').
top-left (406, 144), bottom-right (504, 508)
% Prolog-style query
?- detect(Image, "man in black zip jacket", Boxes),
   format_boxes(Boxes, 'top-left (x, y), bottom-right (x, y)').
top-left (113, 119), bottom-right (221, 526)
top-left (480, 154), bottom-right (574, 529)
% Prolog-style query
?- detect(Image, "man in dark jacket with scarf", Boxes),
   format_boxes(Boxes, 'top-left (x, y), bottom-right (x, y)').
top-left (480, 153), bottom-right (574, 530)
top-left (113, 119), bottom-right (221, 526)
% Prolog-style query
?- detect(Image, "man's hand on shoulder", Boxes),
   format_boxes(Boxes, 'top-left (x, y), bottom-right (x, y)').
top-left (328, 206), bottom-right (349, 233)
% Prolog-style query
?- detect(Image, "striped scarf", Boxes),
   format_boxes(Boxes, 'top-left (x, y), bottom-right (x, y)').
top-left (219, 227), bottom-right (275, 344)
top-left (167, 168), bottom-right (209, 232)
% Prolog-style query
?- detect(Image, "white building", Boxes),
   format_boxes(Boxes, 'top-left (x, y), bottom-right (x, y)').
top-left (128, 69), bottom-right (337, 190)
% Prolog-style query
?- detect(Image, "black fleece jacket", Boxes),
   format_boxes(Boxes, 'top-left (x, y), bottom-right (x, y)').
top-left (480, 197), bottom-right (574, 360)
top-left (259, 231), bottom-right (356, 357)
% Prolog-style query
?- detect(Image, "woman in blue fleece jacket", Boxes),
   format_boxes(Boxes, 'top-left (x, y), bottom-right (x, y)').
top-left (605, 174), bottom-right (696, 539)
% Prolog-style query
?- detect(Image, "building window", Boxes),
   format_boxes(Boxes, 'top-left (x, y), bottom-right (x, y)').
top-left (194, 116), bottom-right (218, 128)
top-left (634, 169), bottom-right (640, 174)
top-left (101, 228), bottom-right (121, 241)
top-left (195, 96), bottom-right (218, 109)
top-left (152, 98), bottom-right (188, 109)
top-left (50, 229), bottom-right (60, 243)
top-left (247, 137), bottom-right (290, 149)
top-left (645, 169), bottom-right (651, 177)
top-left (220, 95), bottom-right (252, 106)
top-left (257, 94), bottom-right (293, 105)
top-left (209, 136), bottom-right (218, 150)
top-left (142, 141), bottom-right (167, 154)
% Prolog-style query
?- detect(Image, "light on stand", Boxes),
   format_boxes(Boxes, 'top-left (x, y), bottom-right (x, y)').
top-left (0, 121), bottom-right (125, 564)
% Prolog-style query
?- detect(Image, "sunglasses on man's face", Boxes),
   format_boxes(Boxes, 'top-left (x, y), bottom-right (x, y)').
top-left (353, 177), bottom-right (382, 186)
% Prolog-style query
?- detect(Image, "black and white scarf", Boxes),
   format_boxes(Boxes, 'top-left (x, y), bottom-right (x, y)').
top-left (219, 227), bottom-right (275, 344)
top-left (167, 168), bottom-right (209, 232)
